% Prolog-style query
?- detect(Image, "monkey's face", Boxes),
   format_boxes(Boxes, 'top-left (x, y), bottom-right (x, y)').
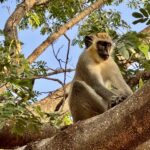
top-left (96, 40), bottom-right (112, 60)
top-left (84, 33), bottom-right (113, 61)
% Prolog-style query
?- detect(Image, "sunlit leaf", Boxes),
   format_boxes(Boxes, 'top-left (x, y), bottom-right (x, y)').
top-left (119, 47), bottom-right (130, 59)
top-left (138, 43), bottom-right (150, 60)
top-left (139, 78), bottom-right (144, 88)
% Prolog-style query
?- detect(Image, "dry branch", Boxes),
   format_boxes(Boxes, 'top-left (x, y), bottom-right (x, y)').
top-left (17, 80), bottom-right (150, 150)
top-left (127, 71), bottom-right (150, 87)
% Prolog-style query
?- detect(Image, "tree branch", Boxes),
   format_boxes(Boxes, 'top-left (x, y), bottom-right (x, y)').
top-left (0, 123), bottom-right (58, 149)
top-left (127, 71), bottom-right (150, 87)
top-left (17, 80), bottom-right (150, 150)
top-left (4, 0), bottom-right (51, 54)
top-left (27, 0), bottom-right (111, 63)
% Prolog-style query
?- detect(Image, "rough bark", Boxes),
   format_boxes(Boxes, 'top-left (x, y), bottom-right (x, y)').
top-left (0, 123), bottom-right (58, 149)
top-left (27, 0), bottom-right (112, 63)
top-left (33, 84), bottom-right (70, 113)
top-left (16, 80), bottom-right (150, 150)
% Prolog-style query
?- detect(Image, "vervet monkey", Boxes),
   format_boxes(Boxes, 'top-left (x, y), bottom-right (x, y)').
top-left (68, 33), bottom-right (133, 122)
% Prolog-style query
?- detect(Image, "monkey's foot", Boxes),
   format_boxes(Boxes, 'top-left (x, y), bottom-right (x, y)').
top-left (108, 95), bottom-right (127, 108)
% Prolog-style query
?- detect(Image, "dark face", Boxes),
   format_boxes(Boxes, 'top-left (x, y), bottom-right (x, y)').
top-left (84, 35), bottom-right (112, 60)
top-left (96, 41), bottom-right (112, 60)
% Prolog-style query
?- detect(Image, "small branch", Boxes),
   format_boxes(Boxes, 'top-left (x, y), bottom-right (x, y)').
top-left (127, 71), bottom-right (150, 87)
top-left (51, 44), bottom-right (64, 69)
top-left (55, 34), bottom-right (71, 112)
top-left (47, 68), bottom-right (75, 76)
top-left (35, 77), bottom-right (64, 86)
top-left (63, 34), bottom-right (71, 85)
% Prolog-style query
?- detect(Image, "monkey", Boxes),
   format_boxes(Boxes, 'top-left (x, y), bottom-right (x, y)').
top-left (68, 32), bottom-right (133, 122)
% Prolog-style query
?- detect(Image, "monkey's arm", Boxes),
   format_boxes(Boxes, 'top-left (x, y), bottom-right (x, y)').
top-left (108, 61), bottom-right (133, 96)
top-left (78, 65), bottom-right (117, 102)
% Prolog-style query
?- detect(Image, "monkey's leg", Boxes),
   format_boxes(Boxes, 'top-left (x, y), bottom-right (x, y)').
top-left (69, 81), bottom-right (107, 122)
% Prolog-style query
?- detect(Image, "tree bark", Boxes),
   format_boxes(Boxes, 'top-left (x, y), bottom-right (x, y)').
top-left (16, 80), bottom-right (150, 150)
top-left (27, 0), bottom-right (112, 63)
top-left (0, 123), bottom-right (58, 149)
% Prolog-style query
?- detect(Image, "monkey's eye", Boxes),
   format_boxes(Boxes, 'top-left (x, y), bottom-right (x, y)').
top-left (107, 43), bottom-right (112, 47)
top-left (97, 41), bottom-right (112, 47)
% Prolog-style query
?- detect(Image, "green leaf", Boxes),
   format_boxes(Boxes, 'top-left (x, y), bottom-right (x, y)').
top-left (140, 8), bottom-right (148, 17)
top-left (133, 18), bottom-right (148, 24)
top-left (146, 4), bottom-right (150, 14)
top-left (119, 47), bottom-right (130, 59)
top-left (62, 113), bottom-right (72, 125)
top-left (138, 44), bottom-right (150, 60)
top-left (132, 12), bottom-right (143, 18)
top-left (139, 78), bottom-right (144, 88)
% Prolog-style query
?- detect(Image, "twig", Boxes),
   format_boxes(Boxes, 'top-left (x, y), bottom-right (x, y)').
top-left (35, 77), bottom-right (64, 86)
top-left (63, 34), bottom-right (71, 85)
top-left (55, 34), bottom-right (71, 112)
top-left (127, 71), bottom-right (150, 87)
top-left (51, 44), bottom-right (64, 68)
top-left (47, 68), bottom-right (74, 76)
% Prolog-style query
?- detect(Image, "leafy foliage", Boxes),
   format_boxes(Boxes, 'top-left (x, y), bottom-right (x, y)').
top-left (19, 0), bottom-right (87, 35)
top-left (46, 112), bottom-right (72, 128)
top-left (0, 41), bottom-right (49, 134)
top-left (72, 9), bottom-right (130, 48)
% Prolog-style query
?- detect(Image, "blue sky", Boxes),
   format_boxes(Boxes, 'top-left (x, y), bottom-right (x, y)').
top-left (0, 0), bottom-right (147, 100)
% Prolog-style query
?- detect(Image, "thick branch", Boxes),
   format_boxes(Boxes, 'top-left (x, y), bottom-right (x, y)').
top-left (27, 0), bottom-right (111, 63)
top-left (0, 123), bottom-right (58, 149)
top-left (19, 80), bottom-right (150, 150)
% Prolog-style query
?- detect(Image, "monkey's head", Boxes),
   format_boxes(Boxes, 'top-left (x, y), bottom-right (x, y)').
top-left (84, 33), bottom-right (113, 61)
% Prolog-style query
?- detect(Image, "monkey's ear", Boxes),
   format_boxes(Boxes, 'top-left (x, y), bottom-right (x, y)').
top-left (84, 35), bottom-right (93, 48)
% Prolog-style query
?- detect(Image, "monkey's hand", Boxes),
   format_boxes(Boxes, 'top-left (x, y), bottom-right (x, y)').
top-left (108, 95), bottom-right (128, 109)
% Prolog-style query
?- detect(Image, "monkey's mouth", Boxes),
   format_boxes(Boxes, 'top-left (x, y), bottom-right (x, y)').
top-left (98, 53), bottom-right (109, 60)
